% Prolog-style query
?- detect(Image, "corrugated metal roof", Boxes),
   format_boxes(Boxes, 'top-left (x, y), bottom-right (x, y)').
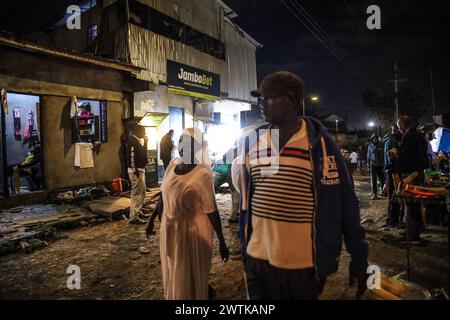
top-left (0, 31), bottom-right (143, 74)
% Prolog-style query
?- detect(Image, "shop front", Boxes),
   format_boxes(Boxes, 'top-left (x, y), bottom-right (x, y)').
top-left (134, 60), bottom-right (252, 186)
top-left (0, 34), bottom-right (147, 207)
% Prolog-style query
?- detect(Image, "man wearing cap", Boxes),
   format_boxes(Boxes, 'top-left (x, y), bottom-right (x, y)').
top-left (126, 125), bottom-right (149, 225)
top-left (238, 71), bottom-right (368, 300)
top-left (367, 134), bottom-right (385, 200)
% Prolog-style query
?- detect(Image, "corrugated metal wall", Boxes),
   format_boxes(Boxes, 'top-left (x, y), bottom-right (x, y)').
top-left (117, 0), bottom-right (258, 103)
top-left (223, 20), bottom-right (258, 103)
top-left (125, 23), bottom-right (229, 92)
top-left (136, 0), bottom-right (221, 39)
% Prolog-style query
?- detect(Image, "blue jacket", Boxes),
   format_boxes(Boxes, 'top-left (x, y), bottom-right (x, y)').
top-left (383, 133), bottom-right (401, 168)
top-left (238, 117), bottom-right (368, 278)
top-left (367, 141), bottom-right (385, 168)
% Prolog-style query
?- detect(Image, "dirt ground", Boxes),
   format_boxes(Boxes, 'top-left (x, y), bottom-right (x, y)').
top-left (0, 176), bottom-right (448, 300)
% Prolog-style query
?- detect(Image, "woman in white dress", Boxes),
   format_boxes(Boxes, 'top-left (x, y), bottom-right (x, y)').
top-left (147, 128), bottom-right (229, 300)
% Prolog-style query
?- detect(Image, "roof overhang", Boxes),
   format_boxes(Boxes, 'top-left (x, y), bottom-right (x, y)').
top-left (0, 32), bottom-right (143, 74)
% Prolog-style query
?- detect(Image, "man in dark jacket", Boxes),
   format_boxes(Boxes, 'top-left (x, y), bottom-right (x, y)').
top-left (160, 130), bottom-right (174, 169)
top-left (382, 125), bottom-right (402, 226)
top-left (357, 145), bottom-right (367, 175)
top-left (367, 134), bottom-right (385, 200)
top-left (397, 116), bottom-right (429, 244)
top-left (126, 125), bottom-right (148, 224)
top-left (239, 71), bottom-right (368, 300)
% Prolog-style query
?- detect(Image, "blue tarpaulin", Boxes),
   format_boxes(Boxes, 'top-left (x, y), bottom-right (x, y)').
top-left (431, 127), bottom-right (450, 152)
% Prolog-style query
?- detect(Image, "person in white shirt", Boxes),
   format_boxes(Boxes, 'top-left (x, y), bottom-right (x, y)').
top-left (350, 151), bottom-right (359, 173)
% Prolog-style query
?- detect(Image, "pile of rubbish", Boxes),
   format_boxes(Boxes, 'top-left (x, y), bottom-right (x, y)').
top-left (54, 186), bottom-right (110, 204)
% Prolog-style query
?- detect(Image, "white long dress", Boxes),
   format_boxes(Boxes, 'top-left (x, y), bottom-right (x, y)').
top-left (160, 160), bottom-right (216, 300)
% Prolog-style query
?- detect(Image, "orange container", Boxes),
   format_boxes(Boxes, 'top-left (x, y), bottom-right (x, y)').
top-left (111, 178), bottom-right (123, 193)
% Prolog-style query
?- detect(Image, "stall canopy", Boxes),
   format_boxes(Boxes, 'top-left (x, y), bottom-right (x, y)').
top-left (138, 112), bottom-right (169, 127)
top-left (431, 127), bottom-right (450, 152)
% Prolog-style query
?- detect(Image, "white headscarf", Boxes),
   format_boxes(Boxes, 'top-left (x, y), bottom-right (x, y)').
top-left (179, 127), bottom-right (212, 173)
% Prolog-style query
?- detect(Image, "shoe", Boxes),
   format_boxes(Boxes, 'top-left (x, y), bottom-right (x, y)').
top-left (129, 218), bottom-right (147, 225)
top-left (371, 194), bottom-right (379, 200)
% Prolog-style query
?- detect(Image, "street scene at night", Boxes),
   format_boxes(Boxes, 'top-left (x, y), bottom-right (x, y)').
top-left (0, 0), bottom-right (449, 310)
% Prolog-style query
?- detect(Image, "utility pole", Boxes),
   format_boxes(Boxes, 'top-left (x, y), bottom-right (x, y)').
top-left (335, 119), bottom-right (339, 145)
top-left (388, 62), bottom-right (406, 123)
top-left (394, 62), bottom-right (399, 122)
top-left (430, 69), bottom-right (437, 126)
top-left (302, 99), bottom-right (306, 117)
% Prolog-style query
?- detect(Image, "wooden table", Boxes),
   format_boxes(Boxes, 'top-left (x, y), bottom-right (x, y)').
top-left (394, 193), bottom-right (449, 280)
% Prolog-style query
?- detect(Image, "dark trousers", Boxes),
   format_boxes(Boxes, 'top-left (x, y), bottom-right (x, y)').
top-left (245, 255), bottom-right (326, 300)
top-left (385, 171), bottom-right (400, 225)
top-left (402, 173), bottom-right (424, 241)
top-left (370, 166), bottom-right (385, 195)
top-left (405, 204), bottom-right (422, 241)
top-left (359, 160), bottom-right (366, 175)
top-left (351, 163), bottom-right (357, 172)
top-left (162, 159), bottom-right (171, 170)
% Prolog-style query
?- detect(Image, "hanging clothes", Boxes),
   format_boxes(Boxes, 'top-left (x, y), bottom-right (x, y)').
top-left (13, 107), bottom-right (21, 141)
top-left (70, 95), bottom-right (79, 118)
top-left (23, 111), bottom-right (36, 146)
top-left (74, 143), bottom-right (94, 169)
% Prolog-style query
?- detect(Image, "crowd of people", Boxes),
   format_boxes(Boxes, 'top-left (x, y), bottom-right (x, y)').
top-left (341, 119), bottom-right (449, 245)
top-left (122, 71), bottom-right (369, 301)
top-left (121, 70), bottom-right (448, 300)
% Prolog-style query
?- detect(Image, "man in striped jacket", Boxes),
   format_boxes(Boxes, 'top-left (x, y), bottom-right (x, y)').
top-left (239, 71), bottom-right (368, 300)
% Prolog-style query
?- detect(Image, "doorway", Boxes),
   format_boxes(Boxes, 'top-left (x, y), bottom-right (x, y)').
top-left (2, 93), bottom-right (42, 196)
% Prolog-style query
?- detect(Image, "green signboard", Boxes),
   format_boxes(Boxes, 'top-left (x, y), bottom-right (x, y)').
top-left (167, 60), bottom-right (221, 101)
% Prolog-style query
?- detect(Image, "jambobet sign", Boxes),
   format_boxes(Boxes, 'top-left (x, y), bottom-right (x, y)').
top-left (167, 60), bottom-right (220, 101)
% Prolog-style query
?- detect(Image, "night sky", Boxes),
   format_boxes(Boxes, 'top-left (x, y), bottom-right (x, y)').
top-left (224, 0), bottom-right (450, 129)
top-left (1, 0), bottom-right (449, 129)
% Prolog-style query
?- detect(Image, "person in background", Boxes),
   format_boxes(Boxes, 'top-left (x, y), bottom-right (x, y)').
top-left (382, 125), bottom-right (402, 227)
top-left (367, 134), bottom-right (385, 200)
top-left (230, 127), bottom-right (257, 226)
top-left (126, 125), bottom-right (148, 225)
top-left (213, 147), bottom-right (240, 223)
top-left (397, 115), bottom-right (429, 244)
top-left (18, 143), bottom-right (41, 191)
top-left (350, 150), bottom-right (358, 173)
top-left (160, 129), bottom-right (175, 170)
top-left (425, 132), bottom-right (435, 170)
top-left (79, 103), bottom-right (93, 117)
top-left (147, 128), bottom-right (229, 300)
top-left (357, 145), bottom-right (367, 175)
top-left (438, 151), bottom-right (449, 174)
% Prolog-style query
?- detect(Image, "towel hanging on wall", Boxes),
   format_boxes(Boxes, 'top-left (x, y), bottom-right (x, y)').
top-left (70, 95), bottom-right (79, 118)
top-left (74, 142), bottom-right (94, 169)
